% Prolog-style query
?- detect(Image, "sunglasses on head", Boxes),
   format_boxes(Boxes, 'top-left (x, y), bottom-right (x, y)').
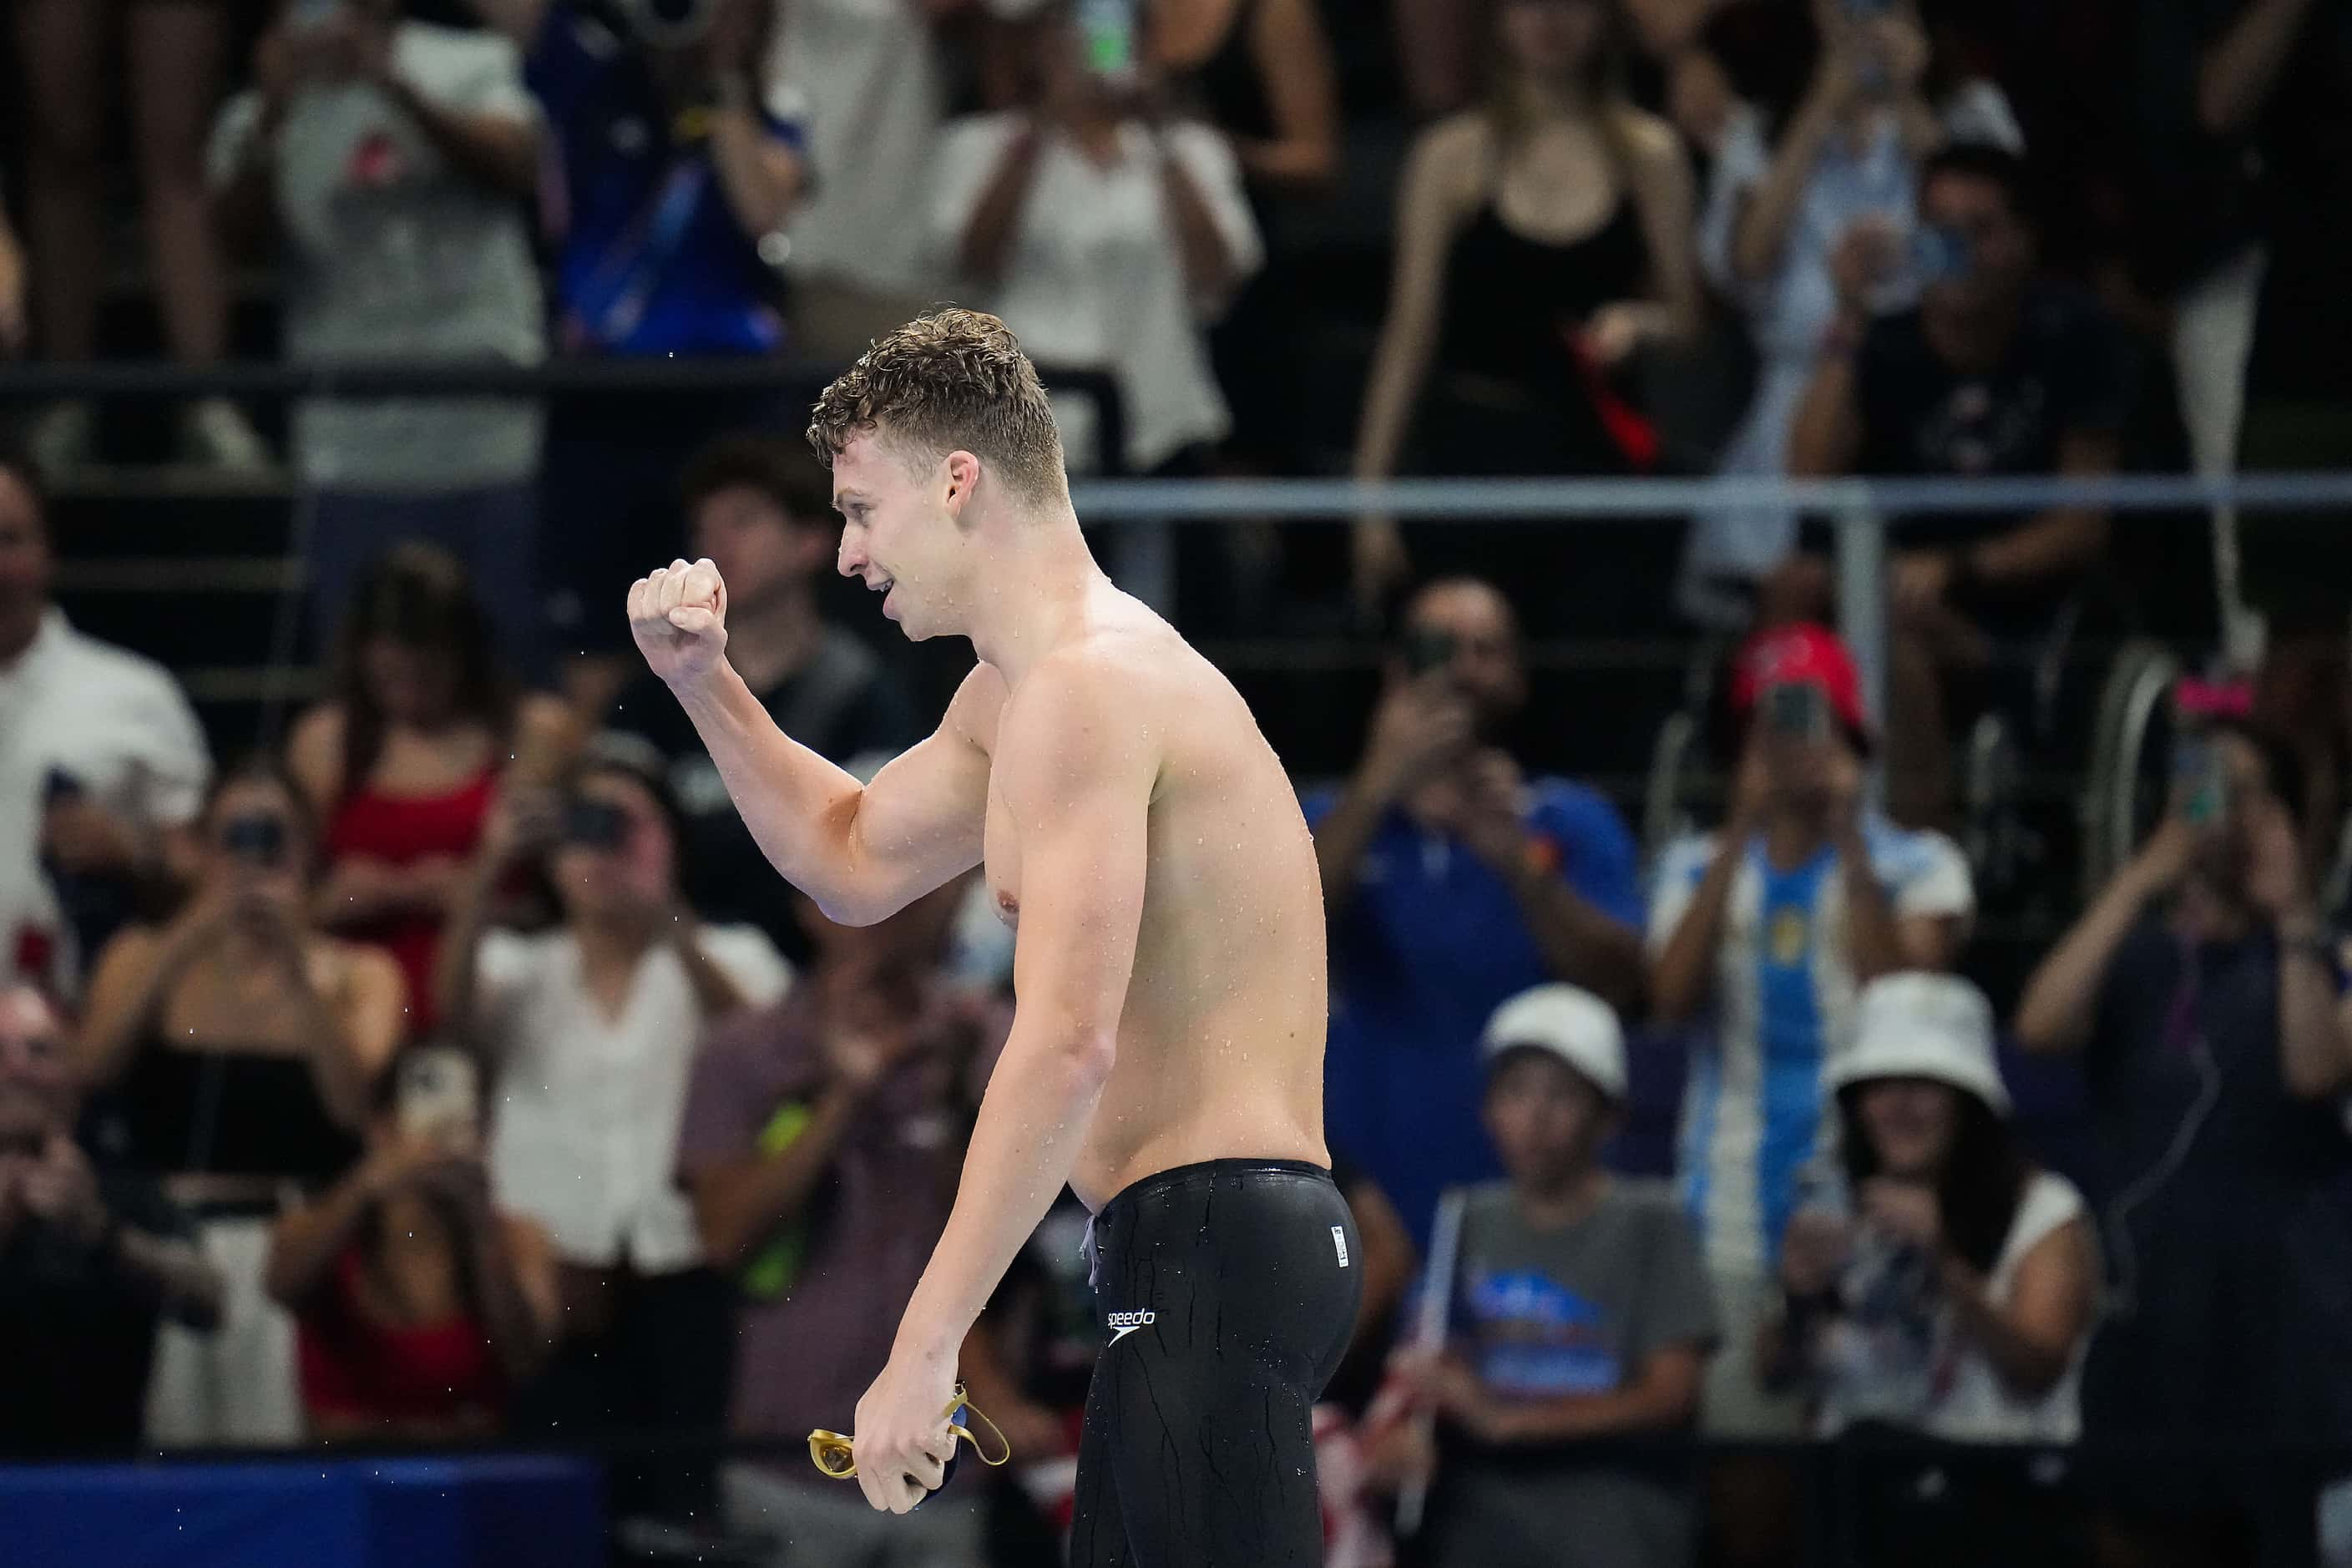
top-left (807, 1383), bottom-right (1010, 1484)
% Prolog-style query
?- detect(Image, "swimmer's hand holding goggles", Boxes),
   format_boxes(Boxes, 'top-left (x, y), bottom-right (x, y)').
top-left (807, 1383), bottom-right (1011, 1490)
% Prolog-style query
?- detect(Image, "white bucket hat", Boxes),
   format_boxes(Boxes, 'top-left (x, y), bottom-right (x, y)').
top-left (1480, 984), bottom-right (1626, 1101)
top-left (1829, 972), bottom-right (2010, 1115)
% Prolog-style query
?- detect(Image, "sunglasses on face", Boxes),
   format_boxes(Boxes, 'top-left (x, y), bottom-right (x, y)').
top-left (807, 1383), bottom-right (1010, 1483)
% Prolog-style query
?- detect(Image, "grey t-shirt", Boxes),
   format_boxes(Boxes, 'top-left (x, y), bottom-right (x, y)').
top-left (1434, 1178), bottom-right (1719, 1568)
top-left (207, 23), bottom-right (545, 490)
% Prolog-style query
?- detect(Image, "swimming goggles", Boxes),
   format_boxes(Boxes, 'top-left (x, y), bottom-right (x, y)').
top-left (807, 1383), bottom-right (1011, 1483)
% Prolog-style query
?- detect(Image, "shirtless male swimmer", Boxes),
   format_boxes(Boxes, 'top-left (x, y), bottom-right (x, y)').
top-left (625, 309), bottom-right (1360, 1565)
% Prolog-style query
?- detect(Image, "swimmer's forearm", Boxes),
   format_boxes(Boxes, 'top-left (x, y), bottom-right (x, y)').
top-left (671, 664), bottom-right (869, 908)
top-left (892, 1029), bottom-right (1115, 1363)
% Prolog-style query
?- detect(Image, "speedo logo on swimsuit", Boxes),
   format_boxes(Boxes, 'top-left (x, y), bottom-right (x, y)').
top-left (1106, 1309), bottom-right (1157, 1344)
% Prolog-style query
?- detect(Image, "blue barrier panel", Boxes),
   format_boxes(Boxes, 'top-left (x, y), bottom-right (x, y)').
top-left (0, 1455), bottom-right (601, 1568)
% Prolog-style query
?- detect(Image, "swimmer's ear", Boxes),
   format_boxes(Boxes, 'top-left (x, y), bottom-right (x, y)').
top-left (943, 450), bottom-right (980, 515)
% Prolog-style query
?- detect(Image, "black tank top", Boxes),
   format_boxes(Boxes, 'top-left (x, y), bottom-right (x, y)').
top-left (114, 1038), bottom-right (358, 1183)
top-left (1436, 196), bottom-right (1649, 387)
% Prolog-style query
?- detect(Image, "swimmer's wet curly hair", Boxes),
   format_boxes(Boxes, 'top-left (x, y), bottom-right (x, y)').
top-left (806, 307), bottom-right (1066, 504)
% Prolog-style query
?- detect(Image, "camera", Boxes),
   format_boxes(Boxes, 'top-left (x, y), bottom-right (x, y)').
top-left (221, 813), bottom-right (290, 868)
top-left (614, 0), bottom-right (717, 49)
top-left (564, 797), bottom-right (632, 851)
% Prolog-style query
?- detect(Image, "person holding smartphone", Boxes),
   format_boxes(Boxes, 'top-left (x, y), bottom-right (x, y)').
top-left (435, 731), bottom-right (788, 1526)
top-left (1306, 577), bottom-right (1646, 1253)
top-left (1646, 621), bottom-right (1972, 1563)
top-left (2016, 712), bottom-right (2352, 1568)
top-left (266, 1045), bottom-right (561, 1442)
top-left (73, 759), bottom-right (408, 1447)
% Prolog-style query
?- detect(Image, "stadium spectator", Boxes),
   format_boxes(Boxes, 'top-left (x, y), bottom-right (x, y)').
top-left (76, 759), bottom-right (407, 1446)
top-left (0, 984), bottom-right (224, 1458)
top-left (677, 881), bottom-right (991, 1566)
top-left (1768, 973), bottom-right (2097, 1566)
top-left (2016, 719), bottom-right (2352, 1568)
top-left (764, 0), bottom-right (952, 361)
top-left (1784, 144), bottom-right (2134, 831)
top-left (0, 449), bottom-right (212, 999)
top-left (933, 5), bottom-right (1263, 481)
top-left (606, 435), bottom-right (921, 964)
top-left (1151, 0), bottom-right (1338, 478)
top-left (467, 0), bottom-right (808, 713)
top-left (1646, 622), bottom-right (1970, 1560)
top-left (1352, 0), bottom-right (1701, 625)
top-left (1682, 0), bottom-right (2023, 627)
top-left (289, 544), bottom-right (576, 1038)
top-left (267, 1046), bottom-right (560, 1443)
top-left (1392, 0), bottom-right (1725, 124)
top-left (436, 731), bottom-right (789, 1524)
top-left (1310, 578), bottom-right (1646, 1247)
top-left (12, 0), bottom-right (269, 476)
top-left (1370, 984), bottom-right (1717, 1568)
top-left (209, 0), bottom-right (550, 680)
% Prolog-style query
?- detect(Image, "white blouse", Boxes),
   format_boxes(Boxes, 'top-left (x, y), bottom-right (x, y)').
top-left (931, 113), bottom-right (1264, 473)
top-left (481, 925), bottom-right (791, 1272)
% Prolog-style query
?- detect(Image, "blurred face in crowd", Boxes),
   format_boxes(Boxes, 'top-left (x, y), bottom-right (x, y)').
top-left (1919, 169), bottom-right (2033, 317)
top-left (0, 467), bottom-right (53, 663)
top-left (832, 430), bottom-right (977, 644)
top-left (553, 769), bottom-right (677, 925)
top-left (1399, 579), bottom-right (1526, 734)
top-left (1499, 0), bottom-right (1610, 84)
top-left (361, 636), bottom-right (463, 729)
top-left (1484, 1049), bottom-right (1612, 1191)
top-left (0, 987), bottom-right (73, 1150)
top-left (1854, 1076), bottom-right (1963, 1181)
top-left (691, 483), bottom-right (830, 615)
top-left (203, 774), bottom-right (313, 913)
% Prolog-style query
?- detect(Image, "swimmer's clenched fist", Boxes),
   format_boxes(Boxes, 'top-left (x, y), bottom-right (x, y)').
top-left (627, 557), bottom-right (730, 684)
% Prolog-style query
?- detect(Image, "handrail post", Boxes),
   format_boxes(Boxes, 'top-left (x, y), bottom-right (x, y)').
top-left (1835, 493), bottom-right (1887, 803)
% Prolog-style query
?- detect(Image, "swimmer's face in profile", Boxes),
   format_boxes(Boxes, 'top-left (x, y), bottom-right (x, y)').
top-left (832, 428), bottom-right (980, 644)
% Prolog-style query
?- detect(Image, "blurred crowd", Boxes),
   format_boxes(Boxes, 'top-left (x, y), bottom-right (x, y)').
top-left (4, 2), bottom-right (2352, 1568)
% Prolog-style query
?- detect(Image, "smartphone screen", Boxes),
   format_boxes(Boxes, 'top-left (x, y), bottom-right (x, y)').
top-left (1404, 629), bottom-right (1458, 677)
top-left (1077, 0), bottom-right (1137, 78)
top-left (1763, 681), bottom-right (1831, 743)
top-left (397, 1048), bottom-right (479, 1146)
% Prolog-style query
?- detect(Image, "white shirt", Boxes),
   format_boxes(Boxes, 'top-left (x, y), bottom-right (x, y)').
top-left (482, 923), bottom-right (792, 1271)
top-left (931, 113), bottom-right (1263, 473)
top-left (766, 0), bottom-right (947, 297)
top-left (1816, 1171), bottom-right (2092, 1443)
top-left (1647, 817), bottom-right (1975, 1277)
top-left (0, 609), bottom-right (211, 996)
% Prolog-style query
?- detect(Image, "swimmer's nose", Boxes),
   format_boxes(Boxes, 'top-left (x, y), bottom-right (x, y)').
top-left (837, 533), bottom-right (864, 579)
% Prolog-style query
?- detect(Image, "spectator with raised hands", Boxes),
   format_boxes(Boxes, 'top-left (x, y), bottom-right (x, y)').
top-left (210, 0), bottom-right (549, 681)
top-left (678, 880), bottom-right (997, 1567)
top-left (289, 543), bottom-right (576, 1039)
top-left (1647, 622), bottom-right (1971, 1563)
top-left (933, 3), bottom-right (1262, 484)
top-left (467, 0), bottom-right (809, 712)
top-left (0, 448), bottom-right (212, 1000)
top-left (1311, 578), bottom-right (1646, 1249)
top-left (1681, 0), bottom-right (2021, 626)
top-left (1, 984), bottom-right (224, 1458)
top-left (267, 1046), bottom-right (560, 1443)
top-left (1352, 0), bottom-right (1700, 626)
top-left (2016, 716), bottom-right (2352, 1568)
top-left (437, 730), bottom-right (789, 1526)
top-left (1767, 973), bottom-right (2097, 1566)
top-left (75, 759), bottom-right (407, 1447)
top-left (1784, 144), bottom-right (2133, 831)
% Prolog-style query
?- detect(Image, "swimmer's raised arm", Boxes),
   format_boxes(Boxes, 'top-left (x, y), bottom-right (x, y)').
top-left (850, 655), bottom-right (1156, 1514)
top-left (629, 559), bottom-right (991, 925)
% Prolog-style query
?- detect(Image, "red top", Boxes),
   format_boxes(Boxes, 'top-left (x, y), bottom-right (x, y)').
top-left (297, 1246), bottom-right (506, 1429)
top-left (323, 767), bottom-right (498, 1033)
